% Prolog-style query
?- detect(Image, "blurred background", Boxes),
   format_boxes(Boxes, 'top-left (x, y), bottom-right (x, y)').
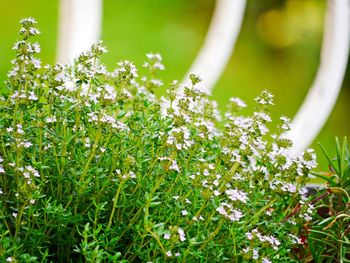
top-left (0, 0), bottom-right (349, 169)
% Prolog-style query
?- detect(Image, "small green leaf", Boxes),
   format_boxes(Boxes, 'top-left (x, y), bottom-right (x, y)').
top-left (319, 142), bottom-right (339, 175)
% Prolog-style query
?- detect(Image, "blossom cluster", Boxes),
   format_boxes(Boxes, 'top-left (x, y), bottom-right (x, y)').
top-left (0, 18), bottom-right (317, 262)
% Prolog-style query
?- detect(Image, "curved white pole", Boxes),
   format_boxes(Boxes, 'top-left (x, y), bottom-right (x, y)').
top-left (56, 0), bottom-right (245, 89)
top-left (181, 0), bottom-right (246, 94)
top-left (287, 0), bottom-right (350, 157)
top-left (56, 0), bottom-right (103, 63)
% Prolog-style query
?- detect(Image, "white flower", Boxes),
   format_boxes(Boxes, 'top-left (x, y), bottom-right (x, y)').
top-left (166, 251), bottom-right (172, 257)
top-left (254, 112), bottom-right (271, 122)
top-left (225, 189), bottom-right (248, 203)
top-left (216, 205), bottom-right (227, 216)
top-left (288, 234), bottom-right (304, 244)
top-left (246, 232), bottom-right (253, 240)
top-left (46, 116), bottom-right (57, 123)
top-left (32, 43), bottom-right (41, 53)
top-left (84, 138), bottom-right (91, 148)
top-left (150, 79), bottom-right (163, 87)
top-left (203, 169), bottom-right (210, 176)
top-left (100, 147), bottom-right (106, 153)
top-left (262, 257), bottom-right (272, 263)
top-left (255, 90), bottom-right (274, 105)
top-left (265, 235), bottom-right (281, 250)
top-left (228, 209), bottom-right (243, 222)
top-left (103, 84), bottom-right (116, 101)
top-left (20, 17), bottom-right (37, 24)
top-left (16, 124), bottom-right (24, 134)
top-left (281, 183), bottom-right (297, 193)
top-left (216, 203), bottom-right (243, 221)
top-left (28, 91), bottom-right (38, 101)
top-left (242, 247), bottom-right (250, 254)
top-left (181, 210), bottom-right (188, 216)
top-left (178, 228), bottom-right (186, 242)
top-left (169, 160), bottom-right (180, 172)
top-left (252, 248), bottom-right (259, 260)
top-left (64, 80), bottom-right (76, 92)
top-left (229, 97), bottom-right (247, 108)
top-left (212, 190), bottom-right (220, 196)
top-left (22, 141), bottom-right (33, 148)
top-left (163, 233), bottom-right (171, 240)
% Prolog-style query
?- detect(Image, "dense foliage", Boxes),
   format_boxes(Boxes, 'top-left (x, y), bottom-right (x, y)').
top-left (0, 18), bottom-right (318, 262)
top-left (308, 138), bottom-right (350, 262)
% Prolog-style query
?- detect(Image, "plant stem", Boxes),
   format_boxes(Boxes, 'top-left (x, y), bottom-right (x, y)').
top-left (107, 179), bottom-right (125, 230)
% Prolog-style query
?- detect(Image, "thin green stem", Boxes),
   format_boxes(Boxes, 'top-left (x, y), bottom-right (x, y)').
top-left (107, 180), bottom-right (125, 230)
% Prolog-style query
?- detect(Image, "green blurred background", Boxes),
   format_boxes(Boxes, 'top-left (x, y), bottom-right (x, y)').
top-left (0, 0), bottom-right (349, 170)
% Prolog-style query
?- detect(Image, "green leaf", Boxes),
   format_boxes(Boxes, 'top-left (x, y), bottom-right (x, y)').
top-left (329, 187), bottom-right (350, 202)
top-left (317, 216), bottom-right (334, 226)
top-left (319, 142), bottom-right (339, 175)
top-left (340, 137), bottom-right (348, 182)
top-left (310, 171), bottom-right (336, 185)
top-left (336, 137), bottom-right (342, 176)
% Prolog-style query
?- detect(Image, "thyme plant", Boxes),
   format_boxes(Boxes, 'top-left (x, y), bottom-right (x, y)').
top-left (0, 18), bottom-right (317, 262)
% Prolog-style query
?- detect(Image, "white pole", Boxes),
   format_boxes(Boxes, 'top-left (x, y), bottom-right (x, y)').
top-left (56, 0), bottom-right (103, 63)
top-left (287, 0), bottom-right (350, 157)
top-left (181, 0), bottom-right (246, 94)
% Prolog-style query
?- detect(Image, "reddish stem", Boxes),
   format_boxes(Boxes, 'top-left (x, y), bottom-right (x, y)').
top-left (282, 189), bottom-right (332, 223)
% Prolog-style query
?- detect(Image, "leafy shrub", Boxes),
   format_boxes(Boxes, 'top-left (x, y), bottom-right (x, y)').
top-left (0, 18), bottom-right (317, 262)
top-left (308, 137), bottom-right (350, 262)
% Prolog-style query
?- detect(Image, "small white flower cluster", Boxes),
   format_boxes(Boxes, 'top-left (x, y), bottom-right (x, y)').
top-left (169, 160), bottom-right (180, 172)
top-left (243, 229), bottom-right (281, 262)
top-left (216, 202), bottom-right (243, 222)
top-left (12, 41), bottom-right (41, 54)
top-left (254, 90), bottom-right (274, 105)
top-left (6, 256), bottom-right (15, 262)
top-left (87, 111), bottom-right (129, 131)
top-left (5, 124), bottom-right (34, 149)
top-left (114, 60), bottom-right (138, 80)
top-left (300, 203), bottom-right (315, 221)
top-left (0, 156), bottom-right (5, 174)
top-left (229, 97), bottom-right (247, 109)
top-left (0, 20), bottom-right (319, 261)
top-left (163, 226), bottom-right (186, 242)
top-left (18, 165), bottom-right (40, 185)
top-left (246, 229), bottom-right (281, 251)
top-left (166, 126), bottom-right (193, 150)
top-left (288, 233), bottom-right (304, 245)
top-left (165, 250), bottom-right (180, 258)
top-left (121, 171), bottom-right (136, 180)
top-left (225, 188), bottom-right (248, 203)
top-left (144, 53), bottom-right (165, 71)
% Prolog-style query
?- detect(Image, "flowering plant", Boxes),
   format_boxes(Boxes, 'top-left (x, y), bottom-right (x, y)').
top-left (0, 18), bottom-right (317, 262)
